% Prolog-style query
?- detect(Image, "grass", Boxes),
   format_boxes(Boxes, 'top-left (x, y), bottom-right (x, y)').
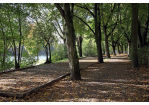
top-left (36, 60), bottom-right (46, 65)
top-left (54, 58), bottom-right (68, 63)
top-left (35, 58), bottom-right (68, 65)
top-left (35, 56), bottom-right (87, 65)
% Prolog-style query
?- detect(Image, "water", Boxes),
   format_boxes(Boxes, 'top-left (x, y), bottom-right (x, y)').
top-left (10, 55), bottom-right (47, 61)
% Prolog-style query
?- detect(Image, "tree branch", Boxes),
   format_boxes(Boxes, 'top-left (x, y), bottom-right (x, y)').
top-left (74, 14), bottom-right (95, 35)
top-left (75, 3), bottom-right (95, 18)
top-left (53, 23), bottom-right (64, 40)
top-left (121, 26), bottom-right (130, 43)
top-left (54, 3), bottom-right (66, 21)
top-left (105, 3), bottom-right (116, 26)
top-left (107, 22), bottom-right (117, 37)
top-left (55, 19), bottom-right (64, 35)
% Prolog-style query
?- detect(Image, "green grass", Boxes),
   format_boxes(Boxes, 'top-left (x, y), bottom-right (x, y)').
top-left (35, 56), bottom-right (88, 65)
top-left (35, 60), bottom-right (46, 65)
top-left (54, 58), bottom-right (68, 63)
top-left (35, 58), bottom-right (68, 65)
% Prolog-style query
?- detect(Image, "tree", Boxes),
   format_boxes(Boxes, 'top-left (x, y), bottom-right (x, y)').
top-left (55, 3), bottom-right (81, 80)
top-left (138, 3), bottom-right (149, 48)
top-left (76, 36), bottom-right (83, 57)
top-left (7, 3), bottom-right (29, 69)
top-left (74, 3), bottom-right (103, 63)
top-left (131, 3), bottom-right (139, 68)
top-left (101, 3), bottom-right (117, 58)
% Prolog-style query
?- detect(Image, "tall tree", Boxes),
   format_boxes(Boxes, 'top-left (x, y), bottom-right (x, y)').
top-left (101, 3), bottom-right (117, 58)
top-left (131, 3), bottom-right (139, 68)
top-left (74, 3), bottom-right (104, 63)
top-left (55, 3), bottom-right (81, 80)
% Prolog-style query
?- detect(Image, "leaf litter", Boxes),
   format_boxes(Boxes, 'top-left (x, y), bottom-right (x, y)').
top-left (0, 54), bottom-right (149, 102)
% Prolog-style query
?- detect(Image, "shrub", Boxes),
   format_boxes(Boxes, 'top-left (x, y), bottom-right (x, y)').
top-left (82, 39), bottom-right (97, 56)
top-left (0, 56), bottom-right (14, 72)
top-left (51, 44), bottom-right (66, 62)
top-left (20, 51), bottom-right (37, 67)
top-left (130, 46), bottom-right (149, 65)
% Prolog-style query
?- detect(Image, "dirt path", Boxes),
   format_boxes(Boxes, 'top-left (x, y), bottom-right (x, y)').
top-left (0, 54), bottom-right (149, 102)
top-left (0, 57), bottom-right (97, 97)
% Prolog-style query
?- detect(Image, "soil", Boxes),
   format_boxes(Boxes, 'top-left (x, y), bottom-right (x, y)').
top-left (0, 54), bottom-right (149, 102)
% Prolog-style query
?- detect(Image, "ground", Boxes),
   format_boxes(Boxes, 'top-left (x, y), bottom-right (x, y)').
top-left (0, 53), bottom-right (149, 102)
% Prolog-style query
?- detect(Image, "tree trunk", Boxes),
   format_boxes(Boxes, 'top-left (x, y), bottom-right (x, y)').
top-left (77, 36), bottom-right (83, 57)
top-left (120, 43), bottom-right (123, 53)
top-left (44, 44), bottom-right (49, 63)
top-left (131, 3), bottom-right (139, 68)
top-left (18, 16), bottom-right (22, 68)
top-left (117, 43), bottom-right (120, 54)
top-left (95, 3), bottom-right (103, 62)
top-left (103, 25), bottom-right (110, 58)
top-left (112, 45), bottom-right (116, 56)
top-left (55, 3), bottom-right (81, 80)
top-left (48, 43), bottom-right (51, 63)
top-left (0, 20), bottom-right (6, 71)
top-left (124, 44), bottom-right (127, 53)
top-left (147, 43), bottom-right (149, 67)
top-left (63, 23), bottom-right (68, 58)
top-left (37, 52), bottom-right (39, 61)
top-left (97, 3), bottom-right (104, 63)
top-left (127, 42), bottom-right (130, 57)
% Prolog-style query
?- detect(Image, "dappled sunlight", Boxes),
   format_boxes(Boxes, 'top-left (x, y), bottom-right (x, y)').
top-left (0, 54), bottom-right (149, 102)
top-left (0, 57), bottom-right (98, 95)
top-left (55, 98), bottom-right (115, 102)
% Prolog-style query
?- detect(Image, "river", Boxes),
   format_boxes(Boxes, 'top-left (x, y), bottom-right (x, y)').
top-left (10, 55), bottom-right (47, 61)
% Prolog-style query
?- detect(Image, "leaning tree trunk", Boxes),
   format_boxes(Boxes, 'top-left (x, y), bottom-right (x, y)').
top-left (55, 3), bottom-right (81, 80)
top-left (131, 3), bottom-right (139, 68)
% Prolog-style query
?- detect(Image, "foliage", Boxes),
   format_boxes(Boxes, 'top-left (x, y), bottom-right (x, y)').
top-left (0, 56), bottom-right (14, 72)
top-left (82, 38), bottom-right (97, 56)
top-left (20, 51), bottom-right (37, 67)
top-left (51, 44), bottom-right (66, 63)
top-left (130, 46), bottom-right (149, 65)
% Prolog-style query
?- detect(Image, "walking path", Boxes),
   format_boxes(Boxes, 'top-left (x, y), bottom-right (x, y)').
top-left (0, 54), bottom-right (149, 102)
top-left (0, 57), bottom-right (97, 97)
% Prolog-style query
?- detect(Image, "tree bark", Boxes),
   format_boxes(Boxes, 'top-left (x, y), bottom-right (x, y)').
top-left (18, 15), bottom-right (22, 68)
top-left (112, 45), bottom-right (116, 56)
top-left (117, 43), bottom-right (120, 54)
top-left (55, 3), bottom-right (81, 80)
top-left (147, 43), bottom-right (149, 67)
top-left (77, 36), bottom-right (83, 57)
top-left (95, 3), bottom-right (103, 62)
top-left (0, 20), bottom-right (6, 70)
top-left (128, 42), bottom-right (130, 57)
top-left (97, 3), bottom-right (104, 63)
top-left (124, 44), bottom-right (127, 53)
top-left (120, 43), bottom-right (123, 53)
top-left (48, 43), bottom-right (51, 63)
top-left (131, 3), bottom-right (139, 68)
top-left (103, 25), bottom-right (110, 58)
top-left (44, 44), bottom-right (49, 63)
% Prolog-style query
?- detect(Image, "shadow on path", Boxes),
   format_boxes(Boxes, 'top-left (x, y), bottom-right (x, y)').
top-left (1, 54), bottom-right (149, 102)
